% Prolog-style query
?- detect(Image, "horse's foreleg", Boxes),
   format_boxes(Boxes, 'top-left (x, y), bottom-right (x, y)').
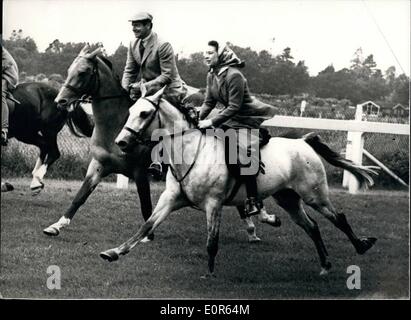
top-left (273, 189), bottom-right (331, 275)
top-left (100, 188), bottom-right (188, 262)
top-left (43, 158), bottom-right (105, 236)
top-left (236, 205), bottom-right (261, 243)
top-left (134, 169), bottom-right (153, 242)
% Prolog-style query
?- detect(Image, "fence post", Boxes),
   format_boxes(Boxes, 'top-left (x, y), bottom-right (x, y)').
top-left (116, 174), bottom-right (129, 189)
top-left (342, 104), bottom-right (364, 194)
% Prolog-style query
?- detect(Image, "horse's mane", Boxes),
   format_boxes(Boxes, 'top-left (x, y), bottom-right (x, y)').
top-left (99, 55), bottom-right (113, 71)
top-left (161, 97), bottom-right (198, 127)
top-left (96, 55), bottom-right (131, 99)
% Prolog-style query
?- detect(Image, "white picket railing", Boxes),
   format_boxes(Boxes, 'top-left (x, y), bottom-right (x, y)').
top-left (262, 103), bottom-right (409, 194)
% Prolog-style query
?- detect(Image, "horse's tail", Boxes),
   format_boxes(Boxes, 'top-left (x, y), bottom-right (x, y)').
top-left (303, 132), bottom-right (379, 189)
top-left (66, 106), bottom-right (94, 138)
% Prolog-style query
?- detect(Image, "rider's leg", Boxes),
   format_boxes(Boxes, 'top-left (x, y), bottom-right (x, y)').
top-left (243, 175), bottom-right (260, 216)
top-left (1, 80), bottom-right (9, 146)
top-left (147, 143), bottom-right (164, 180)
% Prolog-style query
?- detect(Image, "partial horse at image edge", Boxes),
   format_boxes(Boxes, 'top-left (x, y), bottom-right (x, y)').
top-left (2, 82), bottom-right (93, 195)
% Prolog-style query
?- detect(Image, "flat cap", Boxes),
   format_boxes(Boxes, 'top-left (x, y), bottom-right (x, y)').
top-left (128, 12), bottom-right (153, 22)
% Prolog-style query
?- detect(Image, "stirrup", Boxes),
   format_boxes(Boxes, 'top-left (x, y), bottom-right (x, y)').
top-left (244, 197), bottom-right (260, 217)
top-left (148, 162), bottom-right (163, 180)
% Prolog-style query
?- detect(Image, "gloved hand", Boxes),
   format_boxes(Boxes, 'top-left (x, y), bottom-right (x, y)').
top-left (129, 81), bottom-right (146, 101)
top-left (198, 119), bottom-right (213, 129)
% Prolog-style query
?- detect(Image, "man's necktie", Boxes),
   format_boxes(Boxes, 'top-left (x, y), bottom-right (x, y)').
top-left (139, 41), bottom-right (145, 60)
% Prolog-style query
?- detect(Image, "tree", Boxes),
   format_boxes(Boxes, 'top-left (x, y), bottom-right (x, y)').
top-left (177, 52), bottom-right (208, 88)
top-left (108, 43), bottom-right (128, 78)
top-left (3, 30), bottom-right (39, 75)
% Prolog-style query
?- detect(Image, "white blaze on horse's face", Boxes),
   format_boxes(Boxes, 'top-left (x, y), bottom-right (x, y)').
top-left (127, 98), bottom-right (157, 136)
top-left (124, 86), bottom-right (166, 138)
top-left (115, 97), bottom-right (157, 148)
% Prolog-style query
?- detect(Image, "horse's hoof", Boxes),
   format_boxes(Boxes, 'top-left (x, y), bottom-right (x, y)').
top-left (265, 215), bottom-right (281, 227)
top-left (356, 237), bottom-right (377, 255)
top-left (248, 236), bottom-right (262, 243)
top-left (141, 236), bottom-right (152, 243)
top-left (43, 226), bottom-right (59, 236)
top-left (320, 262), bottom-right (332, 276)
top-left (320, 268), bottom-right (329, 276)
top-left (1, 182), bottom-right (14, 192)
top-left (100, 249), bottom-right (119, 262)
top-left (200, 273), bottom-right (216, 279)
top-left (31, 183), bottom-right (44, 196)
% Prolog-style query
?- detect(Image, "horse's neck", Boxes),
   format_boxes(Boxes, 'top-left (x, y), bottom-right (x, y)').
top-left (91, 65), bottom-right (130, 129)
top-left (159, 100), bottom-right (193, 134)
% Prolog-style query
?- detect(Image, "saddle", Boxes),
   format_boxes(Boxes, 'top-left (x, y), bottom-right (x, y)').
top-left (6, 92), bottom-right (20, 113)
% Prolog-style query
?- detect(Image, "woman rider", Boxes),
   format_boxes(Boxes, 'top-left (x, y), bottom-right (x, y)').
top-left (198, 40), bottom-right (279, 222)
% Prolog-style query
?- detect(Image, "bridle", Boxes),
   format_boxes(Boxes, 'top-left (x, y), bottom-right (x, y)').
top-left (123, 98), bottom-right (203, 184)
top-left (123, 97), bottom-right (162, 145)
top-left (61, 56), bottom-right (127, 108)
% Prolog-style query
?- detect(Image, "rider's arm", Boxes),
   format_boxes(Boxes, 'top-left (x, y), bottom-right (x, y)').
top-left (209, 71), bottom-right (244, 127)
top-left (121, 41), bottom-right (140, 91)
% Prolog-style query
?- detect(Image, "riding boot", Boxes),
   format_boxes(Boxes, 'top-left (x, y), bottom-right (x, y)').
top-left (243, 175), bottom-right (261, 217)
top-left (1, 129), bottom-right (8, 146)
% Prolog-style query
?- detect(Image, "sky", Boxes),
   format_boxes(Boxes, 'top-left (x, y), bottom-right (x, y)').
top-left (2, 0), bottom-right (410, 76)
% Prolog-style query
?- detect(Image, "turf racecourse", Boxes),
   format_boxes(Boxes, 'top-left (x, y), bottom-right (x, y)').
top-left (0, 178), bottom-right (409, 299)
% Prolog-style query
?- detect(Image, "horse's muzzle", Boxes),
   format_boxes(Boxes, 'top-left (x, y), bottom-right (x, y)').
top-left (115, 129), bottom-right (138, 153)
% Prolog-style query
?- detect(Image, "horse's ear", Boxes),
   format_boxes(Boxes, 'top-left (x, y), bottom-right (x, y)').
top-left (80, 44), bottom-right (90, 55)
top-left (88, 47), bottom-right (103, 59)
top-left (149, 86), bottom-right (166, 104)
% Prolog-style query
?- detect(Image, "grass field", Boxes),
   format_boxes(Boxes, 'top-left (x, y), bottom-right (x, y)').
top-left (0, 178), bottom-right (409, 299)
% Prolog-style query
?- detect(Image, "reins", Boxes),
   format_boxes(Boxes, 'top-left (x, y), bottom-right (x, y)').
top-left (167, 130), bottom-right (203, 183)
top-left (62, 56), bottom-right (128, 109)
top-left (131, 98), bottom-right (203, 184)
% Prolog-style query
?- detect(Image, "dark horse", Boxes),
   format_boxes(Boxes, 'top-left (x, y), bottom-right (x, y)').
top-left (42, 45), bottom-right (156, 239)
top-left (4, 82), bottom-right (93, 195)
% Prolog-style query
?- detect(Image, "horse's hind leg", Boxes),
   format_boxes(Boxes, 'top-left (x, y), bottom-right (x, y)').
top-left (43, 158), bottom-right (106, 236)
top-left (273, 189), bottom-right (332, 275)
top-left (305, 192), bottom-right (377, 255)
top-left (237, 205), bottom-right (261, 243)
top-left (203, 200), bottom-right (224, 278)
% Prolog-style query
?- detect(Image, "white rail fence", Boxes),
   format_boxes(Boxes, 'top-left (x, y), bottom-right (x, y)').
top-left (263, 102), bottom-right (409, 194)
top-left (116, 101), bottom-right (410, 194)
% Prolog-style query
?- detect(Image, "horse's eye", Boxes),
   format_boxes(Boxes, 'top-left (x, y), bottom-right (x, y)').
top-left (140, 111), bottom-right (149, 119)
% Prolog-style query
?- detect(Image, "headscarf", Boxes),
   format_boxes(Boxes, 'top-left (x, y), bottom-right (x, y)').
top-left (211, 43), bottom-right (245, 73)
